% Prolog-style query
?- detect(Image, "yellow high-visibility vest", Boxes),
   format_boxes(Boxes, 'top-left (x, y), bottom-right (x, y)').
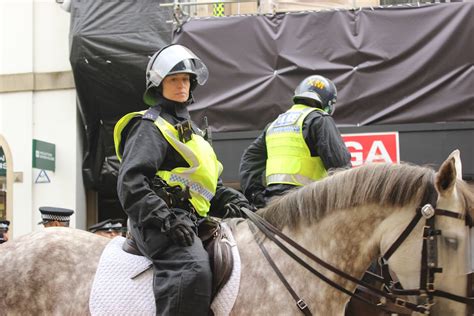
top-left (265, 104), bottom-right (327, 186)
top-left (114, 111), bottom-right (222, 216)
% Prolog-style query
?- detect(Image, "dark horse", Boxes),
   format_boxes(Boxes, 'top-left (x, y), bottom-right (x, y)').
top-left (1, 150), bottom-right (473, 315)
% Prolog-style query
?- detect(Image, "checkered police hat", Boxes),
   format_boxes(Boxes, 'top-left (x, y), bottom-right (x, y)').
top-left (88, 218), bottom-right (124, 233)
top-left (38, 206), bottom-right (74, 225)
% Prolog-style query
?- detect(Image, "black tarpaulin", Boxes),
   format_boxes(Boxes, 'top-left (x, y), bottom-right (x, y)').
top-left (174, 2), bottom-right (474, 132)
top-left (69, 0), bottom-right (172, 193)
top-left (69, 1), bottom-right (474, 197)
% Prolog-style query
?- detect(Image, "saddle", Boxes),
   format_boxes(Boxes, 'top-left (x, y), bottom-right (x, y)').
top-left (122, 217), bottom-right (234, 298)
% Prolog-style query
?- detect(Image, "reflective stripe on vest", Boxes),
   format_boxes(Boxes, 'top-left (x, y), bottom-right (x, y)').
top-left (114, 111), bottom-right (222, 217)
top-left (265, 104), bottom-right (327, 186)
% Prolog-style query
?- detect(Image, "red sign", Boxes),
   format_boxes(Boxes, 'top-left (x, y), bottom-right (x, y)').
top-left (342, 132), bottom-right (400, 167)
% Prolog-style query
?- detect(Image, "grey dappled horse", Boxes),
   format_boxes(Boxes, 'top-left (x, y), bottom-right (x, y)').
top-left (1, 150), bottom-right (473, 315)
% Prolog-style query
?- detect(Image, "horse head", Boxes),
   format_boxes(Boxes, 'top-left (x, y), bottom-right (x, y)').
top-left (380, 150), bottom-right (474, 315)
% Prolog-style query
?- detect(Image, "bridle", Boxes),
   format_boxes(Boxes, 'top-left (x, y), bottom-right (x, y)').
top-left (378, 204), bottom-right (473, 312)
top-left (241, 184), bottom-right (474, 315)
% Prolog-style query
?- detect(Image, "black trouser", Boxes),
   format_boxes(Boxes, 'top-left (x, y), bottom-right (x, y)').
top-left (130, 210), bottom-right (212, 315)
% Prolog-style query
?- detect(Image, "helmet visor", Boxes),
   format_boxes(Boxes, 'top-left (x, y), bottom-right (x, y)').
top-left (294, 91), bottom-right (322, 105)
top-left (148, 45), bottom-right (208, 88)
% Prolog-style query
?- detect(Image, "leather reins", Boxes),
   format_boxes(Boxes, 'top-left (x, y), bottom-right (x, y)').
top-left (241, 185), bottom-right (474, 315)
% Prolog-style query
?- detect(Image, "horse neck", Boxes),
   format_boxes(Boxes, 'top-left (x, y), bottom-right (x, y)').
top-left (303, 205), bottom-right (392, 266)
top-left (282, 204), bottom-right (399, 309)
top-left (234, 204), bottom-right (411, 315)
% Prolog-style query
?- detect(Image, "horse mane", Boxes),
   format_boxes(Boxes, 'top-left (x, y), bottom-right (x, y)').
top-left (259, 162), bottom-right (436, 229)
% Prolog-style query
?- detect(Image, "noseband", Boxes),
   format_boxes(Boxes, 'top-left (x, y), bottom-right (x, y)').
top-left (241, 183), bottom-right (474, 315)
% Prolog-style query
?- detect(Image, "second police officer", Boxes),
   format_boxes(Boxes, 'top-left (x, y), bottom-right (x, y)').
top-left (240, 75), bottom-right (352, 208)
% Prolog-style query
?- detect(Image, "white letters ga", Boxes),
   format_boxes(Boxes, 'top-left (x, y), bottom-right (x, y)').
top-left (345, 140), bottom-right (393, 167)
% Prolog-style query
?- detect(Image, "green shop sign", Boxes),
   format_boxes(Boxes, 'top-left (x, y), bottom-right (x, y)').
top-left (32, 139), bottom-right (55, 171)
top-left (0, 147), bottom-right (6, 176)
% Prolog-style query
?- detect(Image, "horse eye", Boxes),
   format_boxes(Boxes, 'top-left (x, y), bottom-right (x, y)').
top-left (443, 236), bottom-right (458, 250)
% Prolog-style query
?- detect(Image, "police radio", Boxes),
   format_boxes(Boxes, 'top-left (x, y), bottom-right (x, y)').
top-left (203, 116), bottom-right (213, 147)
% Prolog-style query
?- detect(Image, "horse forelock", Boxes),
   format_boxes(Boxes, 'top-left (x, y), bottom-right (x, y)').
top-left (260, 163), bottom-right (436, 229)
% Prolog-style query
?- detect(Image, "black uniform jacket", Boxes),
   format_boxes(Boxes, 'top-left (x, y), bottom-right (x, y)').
top-left (117, 97), bottom-right (248, 232)
top-left (239, 107), bottom-right (352, 203)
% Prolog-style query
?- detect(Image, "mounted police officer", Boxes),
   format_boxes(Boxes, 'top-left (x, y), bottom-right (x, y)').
top-left (239, 75), bottom-right (352, 208)
top-left (114, 44), bottom-right (252, 315)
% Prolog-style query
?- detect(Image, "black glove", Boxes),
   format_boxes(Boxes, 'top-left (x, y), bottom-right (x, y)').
top-left (223, 202), bottom-right (256, 218)
top-left (251, 191), bottom-right (266, 209)
top-left (223, 203), bottom-right (243, 218)
top-left (169, 218), bottom-right (194, 247)
top-left (237, 201), bottom-right (257, 212)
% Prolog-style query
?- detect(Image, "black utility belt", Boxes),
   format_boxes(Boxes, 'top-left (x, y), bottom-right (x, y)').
top-left (152, 176), bottom-right (198, 214)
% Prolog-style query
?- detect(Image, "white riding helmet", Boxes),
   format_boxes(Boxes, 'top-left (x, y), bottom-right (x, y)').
top-left (143, 44), bottom-right (209, 106)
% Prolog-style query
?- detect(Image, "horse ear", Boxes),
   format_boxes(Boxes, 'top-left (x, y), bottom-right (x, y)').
top-left (435, 150), bottom-right (462, 194)
top-left (452, 149), bottom-right (463, 180)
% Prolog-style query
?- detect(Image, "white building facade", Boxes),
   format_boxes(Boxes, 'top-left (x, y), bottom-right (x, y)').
top-left (0, 0), bottom-right (85, 238)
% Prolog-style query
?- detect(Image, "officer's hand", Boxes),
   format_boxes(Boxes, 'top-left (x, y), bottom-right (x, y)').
top-left (223, 202), bottom-right (256, 218)
top-left (251, 191), bottom-right (266, 209)
top-left (223, 203), bottom-right (243, 218)
top-left (237, 200), bottom-right (257, 213)
top-left (169, 219), bottom-right (194, 247)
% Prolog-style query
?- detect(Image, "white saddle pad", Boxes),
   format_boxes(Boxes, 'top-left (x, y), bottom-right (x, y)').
top-left (89, 223), bottom-right (241, 316)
